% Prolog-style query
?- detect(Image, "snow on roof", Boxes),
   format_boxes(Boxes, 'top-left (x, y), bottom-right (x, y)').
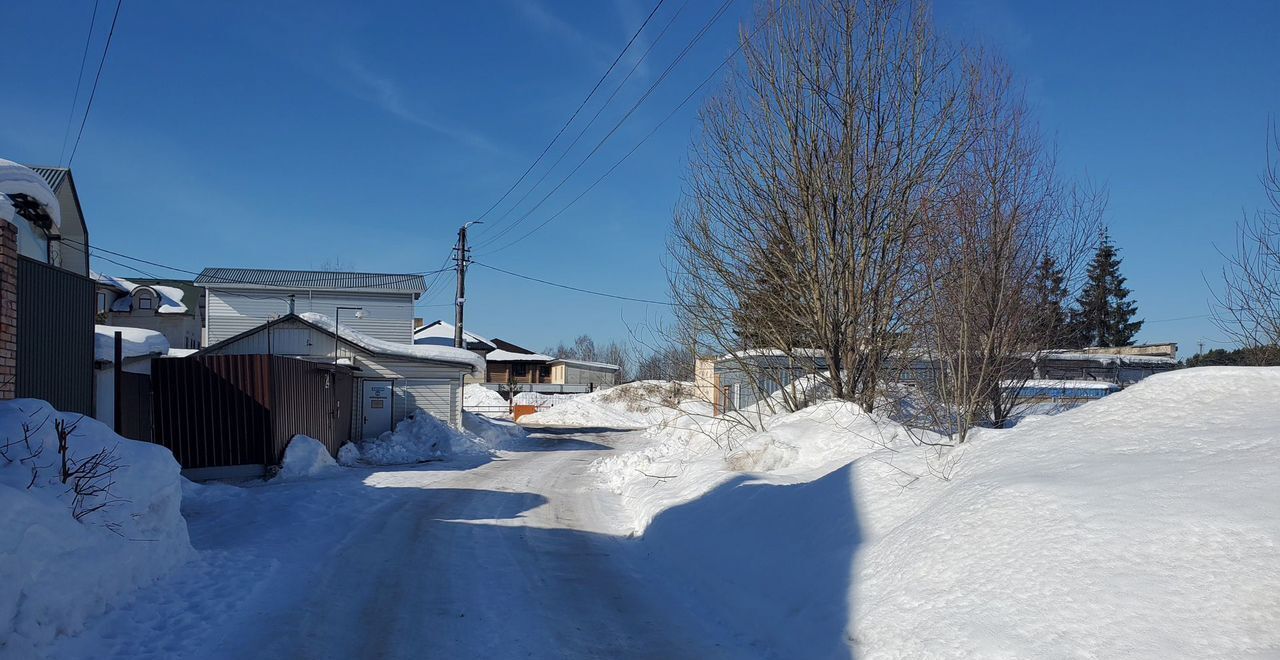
top-left (93, 272), bottom-right (188, 314)
top-left (720, 348), bottom-right (827, 361)
top-left (413, 320), bottom-right (494, 349)
top-left (486, 349), bottom-right (553, 362)
top-left (94, 325), bottom-right (170, 362)
top-left (0, 159), bottom-right (61, 228)
top-left (549, 358), bottom-right (621, 371)
top-left (298, 312), bottom-right (485, 375)
top-left (1001, 379), bottom-right (1121, 391)
top-left (1033, 350), bottom-right (1177, 366)
top-left (165, 348), bottom-right (198, 358)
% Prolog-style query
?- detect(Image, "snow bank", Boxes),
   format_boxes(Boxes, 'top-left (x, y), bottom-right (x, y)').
top-left (617, 367), bottom-right (1280, 658)
top-left (274, 435), bottom-right (341, 480)
top-left (462, 384), bottom-right (509, 414)
top-left (298, 312), bottom-right (485, 376)
top-left (93, 325), bottom-right (170, 362)
top-left (462, 412), bottom-right (529, 449)
top-left (0, 399), bottom-right (192, 657)
top-left (519, 381), bottom-right (709, 429)
top-left (339, 410), bottom-right (488, 466)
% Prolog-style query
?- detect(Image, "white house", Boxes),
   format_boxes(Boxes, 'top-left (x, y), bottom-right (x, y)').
top-left (199, 312), bottom-right (484, 438)
top-left (195, 267), bottom-right (428, 346)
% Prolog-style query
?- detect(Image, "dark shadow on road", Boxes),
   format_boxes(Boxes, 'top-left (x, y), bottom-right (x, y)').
top-left (638, 464), bottom-right (862, 659)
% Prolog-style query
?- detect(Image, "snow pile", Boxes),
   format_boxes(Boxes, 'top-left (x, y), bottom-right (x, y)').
top-left (511, 391), bottom-right (582, 408)
top-left (618, 367), bottom-right (1280, 658)
top-left (93, 325), bottom-right (170, 362)
top-left (462, 412), bottom-right (529, 449)
top-left (518, 381), bottom-right (709, 429)
top-left (0, 159), bottom-right (60, 227)
top-left (274, 435), bottom-right (341, 480)
top-left (0, 399), bottom-right (192, 657)
top-left (339, 410), bottom-right (485, 465)
top-left (462, 384), bottom-right (509, 415)
top-left (298, 312), bottom-right (485, 376)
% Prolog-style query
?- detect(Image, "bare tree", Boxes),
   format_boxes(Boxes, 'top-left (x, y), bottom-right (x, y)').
top-left (1214, 126), bottom-right (1280, 362)
top-left (670, 0), bottom-right (970, 413)
top-left (910, 56), bottom-right (1101, 440)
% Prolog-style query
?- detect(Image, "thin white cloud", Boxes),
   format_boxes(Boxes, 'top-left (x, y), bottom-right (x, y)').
top-left (335, 52), bottom-right (510, 156)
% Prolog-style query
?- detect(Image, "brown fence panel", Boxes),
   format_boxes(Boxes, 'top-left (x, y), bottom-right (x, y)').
top-left (16, 257), bottom-right (94, 415)
top-left (268, 358), bottom-right (353, 464)
top-left (151, 355), bottom-right (272, 469)
top-left (117, 370), bottom-right (152, 442)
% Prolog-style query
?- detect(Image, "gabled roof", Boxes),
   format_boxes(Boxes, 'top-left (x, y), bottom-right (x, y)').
top-left (26, 166), bottom-right (70, 193)
top-left (414, 320), bottom-right (495, 350)
top-left (490, 338), bottom-right (538, 354)
top-left (195, 268), bottom-right (427, 294)
top-left (198, 313), bottom-right (484, 375)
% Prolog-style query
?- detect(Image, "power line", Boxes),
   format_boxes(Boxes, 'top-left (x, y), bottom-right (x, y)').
top-left (472, 261), bottom-right (672, 306)
top-left (474, 0), bottom-right (667, 225)
top-left (473, 0), bottom-right (736, 251)
top-left (68, 0), bottom-right (123, 166)
top-left (478, 1), bottom-right (776, 256)
top-left (479, 0), bottom-right (692, 237)
top-left (59, 0), bottom-right (101, 166)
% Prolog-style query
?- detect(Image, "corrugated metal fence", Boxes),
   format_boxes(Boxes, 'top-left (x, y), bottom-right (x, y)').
top-left (151, 355), bottom-right (352, 469)
top-left (16, 256), bottom-right (94, 414)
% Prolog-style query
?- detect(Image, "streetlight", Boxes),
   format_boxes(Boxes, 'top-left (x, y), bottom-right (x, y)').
top-left (334, 306), bottom-right (366, 367)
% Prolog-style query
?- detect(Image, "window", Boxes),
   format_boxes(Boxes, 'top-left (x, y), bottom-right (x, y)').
top-left (96, 291), bottom-right (108, 314)
top-left (136, 291), bottom-right (153, 310)
top-left (512, 363), bottom-right (528, 378)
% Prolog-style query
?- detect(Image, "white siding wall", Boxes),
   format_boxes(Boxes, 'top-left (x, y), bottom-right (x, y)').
top-left (205, 287), bottom-right (416, 345)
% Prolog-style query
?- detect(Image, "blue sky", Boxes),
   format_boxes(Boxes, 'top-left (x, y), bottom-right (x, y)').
top-left (1, 0), bottom-right (1276, 356)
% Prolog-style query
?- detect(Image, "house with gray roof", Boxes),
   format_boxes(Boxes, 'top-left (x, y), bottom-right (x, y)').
top-left (195, 267), bottom-right (428, 346)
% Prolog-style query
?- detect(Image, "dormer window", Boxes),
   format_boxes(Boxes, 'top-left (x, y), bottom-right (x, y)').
top-left (136, 291), bottom-right (154, 311)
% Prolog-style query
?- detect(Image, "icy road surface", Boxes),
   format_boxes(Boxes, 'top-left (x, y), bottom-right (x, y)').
top-left (47, 428), bottom-right (758, 660)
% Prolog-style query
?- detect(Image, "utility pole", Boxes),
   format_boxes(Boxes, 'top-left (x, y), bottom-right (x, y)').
top-left (454, 221), bottom-right (482, 348)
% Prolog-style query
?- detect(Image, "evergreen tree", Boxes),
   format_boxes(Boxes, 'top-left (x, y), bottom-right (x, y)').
top-left (1068, 230), bottom-right (1143, 347)
top-left (1030, 255), bottom-right (1070, 346)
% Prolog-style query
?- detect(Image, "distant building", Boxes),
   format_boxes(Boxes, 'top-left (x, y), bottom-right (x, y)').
top-left (195, 267), bottom-right (428, 346)
top-left (94, 273), bottom-right (205, 349)
top-left (548, 358), bottom-right (620, 388)
top-left (485, 338), bottom-right (554, 385)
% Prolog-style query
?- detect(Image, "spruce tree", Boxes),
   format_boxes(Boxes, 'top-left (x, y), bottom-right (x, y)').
top-left (1068, 230), bottom-right (1143, 347)
top-left (1031, 255), bottom-right (1070, 346)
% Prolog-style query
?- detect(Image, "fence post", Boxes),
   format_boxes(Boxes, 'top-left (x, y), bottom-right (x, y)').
top-left (113, 331), bottom-right (123, 434)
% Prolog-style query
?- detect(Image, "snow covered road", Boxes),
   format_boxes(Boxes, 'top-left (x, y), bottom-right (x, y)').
top-left (45, 428), bottom-right (758, 660)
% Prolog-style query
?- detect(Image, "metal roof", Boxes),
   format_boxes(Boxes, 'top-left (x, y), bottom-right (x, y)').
top-left (195, 267), bottom-right (427, 293)
top-left (25, 166), bottom-right (70, 192)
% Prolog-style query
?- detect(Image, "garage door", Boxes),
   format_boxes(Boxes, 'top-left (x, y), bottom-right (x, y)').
top-left (397, 379), bottom-right (458, 427)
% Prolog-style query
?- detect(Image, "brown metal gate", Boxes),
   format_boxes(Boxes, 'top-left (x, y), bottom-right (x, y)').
top-left (151, 355), bottom-right (352, 470)
top-left (117, 371), bottom-right (153, 442)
